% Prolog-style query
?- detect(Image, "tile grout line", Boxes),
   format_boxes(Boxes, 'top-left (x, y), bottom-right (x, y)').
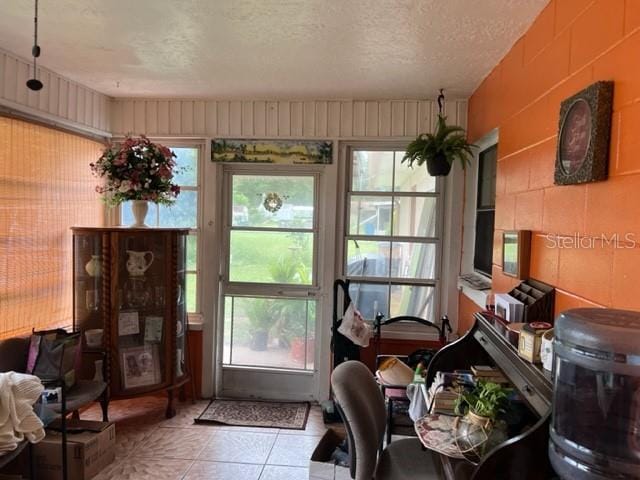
top-left (258, 430), bottom-right (283, 479)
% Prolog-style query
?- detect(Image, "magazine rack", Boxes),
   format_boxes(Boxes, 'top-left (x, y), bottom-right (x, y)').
top-left (71, 227), bottom-right (192, 418)
top-left (506, 278), bottom-right (555, 325)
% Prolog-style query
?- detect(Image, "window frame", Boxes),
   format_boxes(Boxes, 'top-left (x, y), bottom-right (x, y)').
top-left (219, 163), bottom-right (324, 373)
top-left (221, 165), bottom-right (321, 292)
top-left (341, 143), bottom-right (445, 322)
top-left (114, 140), bottom-right (204, 315)
top-left (459, 129), bottom-right (499, 308)
top-left (473, 144), bottom-right (497, 277)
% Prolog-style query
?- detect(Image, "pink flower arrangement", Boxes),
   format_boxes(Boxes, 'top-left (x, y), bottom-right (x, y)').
top-left (90, 135), bottom-right (181, 206)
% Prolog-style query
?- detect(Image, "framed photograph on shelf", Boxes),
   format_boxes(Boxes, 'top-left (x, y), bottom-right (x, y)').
top-left (554, 81), bottom-right (614, 186)
top-left (502, 230), bottom-right (531, 279)
top-left (121, 344), bottom-right (161, 389)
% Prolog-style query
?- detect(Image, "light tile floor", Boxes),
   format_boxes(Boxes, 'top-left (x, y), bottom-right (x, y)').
top-left (82, 396), bottom-right (333, 480)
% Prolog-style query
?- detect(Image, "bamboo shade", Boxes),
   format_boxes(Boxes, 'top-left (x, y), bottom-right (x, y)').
top-left (0, 116), bottom-right (104, 339)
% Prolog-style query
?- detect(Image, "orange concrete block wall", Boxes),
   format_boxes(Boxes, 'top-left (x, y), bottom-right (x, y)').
top-left (0, 117), bottom-right (104, 338)
top-left (467, 0), bottom-right (640, 318)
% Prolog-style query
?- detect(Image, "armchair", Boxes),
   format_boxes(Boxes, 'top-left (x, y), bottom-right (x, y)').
top-left (0, 334), bottom-right (108, 479)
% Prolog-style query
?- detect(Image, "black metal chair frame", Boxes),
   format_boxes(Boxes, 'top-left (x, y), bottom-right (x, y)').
top-left (40, 349), bottom-right (109, 480)
top-left (373, 314), bottom-right (452, 445)
top-left (0, 440), bottom-right (33, 479)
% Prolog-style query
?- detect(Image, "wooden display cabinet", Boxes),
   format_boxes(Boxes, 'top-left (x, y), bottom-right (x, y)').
top-left (72, 227), bottom-right (191, 418)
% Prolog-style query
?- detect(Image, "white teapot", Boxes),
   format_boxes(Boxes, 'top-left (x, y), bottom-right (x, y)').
top-left (126, 250), bottom-right (154, 276)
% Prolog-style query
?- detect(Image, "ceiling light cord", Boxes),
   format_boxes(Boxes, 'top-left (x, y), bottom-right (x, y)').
top-left (33, 0), bottom-right (39, 58)
top-left (437, 88), bottom-right (445, 116)
top-left (27, 0), bottom-right (43, 91)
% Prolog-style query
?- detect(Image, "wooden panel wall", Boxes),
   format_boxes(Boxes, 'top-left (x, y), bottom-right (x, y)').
top-left (0, 116), bottom-right (105, 339)
top-left (111, 98), bottom-right (468, 138)
top-left (0, 48), bottom-right (112, 134)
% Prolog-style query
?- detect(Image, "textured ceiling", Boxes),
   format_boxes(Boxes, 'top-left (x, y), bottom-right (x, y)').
top-left (0, 0), bottom-right (547, 99)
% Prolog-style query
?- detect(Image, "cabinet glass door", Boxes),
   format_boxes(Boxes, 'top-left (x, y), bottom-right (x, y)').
top-left (115, 232), bottom-right (169, 393)
top-left (74, 233), bottom-right (104, 346)
top-left (176, 233), bottom-right (188, 380)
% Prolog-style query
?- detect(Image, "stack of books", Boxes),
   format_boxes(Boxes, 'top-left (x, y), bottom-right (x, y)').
top-left (431, 390), bottom-right (460, 415)
top-left (425, 371), bottom-right (475, 415)
top-left (471, 365), bottom-right (509, 385)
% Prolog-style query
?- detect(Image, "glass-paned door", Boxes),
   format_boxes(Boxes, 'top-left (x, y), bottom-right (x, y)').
top-left (218, 167), bottom-right (320, 400)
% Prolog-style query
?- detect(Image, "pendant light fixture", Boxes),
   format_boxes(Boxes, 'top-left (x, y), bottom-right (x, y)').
top-left (26, 0), bottom-right (43, 91)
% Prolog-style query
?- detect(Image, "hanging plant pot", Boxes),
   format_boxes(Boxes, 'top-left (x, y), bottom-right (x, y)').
top-left (426, 152), bottom-right (452, 176)
top-left (402, 90), bottom-right (475, 178)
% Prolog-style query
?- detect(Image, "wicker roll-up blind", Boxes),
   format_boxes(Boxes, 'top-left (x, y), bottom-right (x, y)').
top-left (0, 116), bottom-right (105, 339)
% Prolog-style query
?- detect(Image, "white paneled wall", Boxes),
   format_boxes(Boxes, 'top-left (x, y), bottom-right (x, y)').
top-left (0, 48), bottom-right (112, 135)
top-left (0, 47), bottom-right (468, 139)
top-left (112, 98), bottom-right (468, 138)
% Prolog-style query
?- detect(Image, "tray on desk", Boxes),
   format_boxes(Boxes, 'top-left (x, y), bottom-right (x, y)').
top-left (415, 414), bottom-right (465, 459)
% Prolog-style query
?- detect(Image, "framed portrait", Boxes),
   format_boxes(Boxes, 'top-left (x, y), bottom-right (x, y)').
top-left (502, 231), bottom-right (531, 279)
top-left (121, 344), bottom-right (161, 389)
top-left (554, 81), bottom-right (614, 185)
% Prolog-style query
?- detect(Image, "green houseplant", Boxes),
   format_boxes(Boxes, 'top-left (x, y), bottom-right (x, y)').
top-left (402, 115), bottom-right (475, 176)
top-left (245, 298), bottom-right (276, 351)
top-left (455, 380), bottom-right (511, 420)
top-left (453, 381), bottom-right (512, 461)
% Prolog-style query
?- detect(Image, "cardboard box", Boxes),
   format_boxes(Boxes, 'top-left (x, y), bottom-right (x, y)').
top-left (34, 421), bottom-right (116, 480)
top-left (309, 428), bottom-right (350, 480)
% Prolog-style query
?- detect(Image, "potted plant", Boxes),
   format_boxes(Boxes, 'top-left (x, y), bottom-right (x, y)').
top-left (453, 381), bottom-right (512, 462)
top-left (245, 298), bottom-right (276, 351)
top-left (90, 135), bottom-right (181, 227)
top-left (402, 115), bottom-right (475, 176)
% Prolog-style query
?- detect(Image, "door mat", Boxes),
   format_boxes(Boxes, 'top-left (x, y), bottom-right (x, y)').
top-left (195, 399), bottom-right (310, 430)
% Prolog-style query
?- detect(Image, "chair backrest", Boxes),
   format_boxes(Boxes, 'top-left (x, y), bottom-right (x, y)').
top-left (0, 336), bottom-right (29, 373)
top-left (331, 360), bottom-right (387, 480)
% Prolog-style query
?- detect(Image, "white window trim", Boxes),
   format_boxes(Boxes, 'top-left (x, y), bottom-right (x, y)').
top-left (108, 138), bottom-right (206, 319)
top-left (460, 129), bottom-right (499, 309)
top-left (338, 142), bottom-right (446, 340)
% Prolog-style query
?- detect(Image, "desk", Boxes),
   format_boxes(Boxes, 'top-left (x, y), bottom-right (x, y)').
top-left (413, 313), bottom-right (555, 480)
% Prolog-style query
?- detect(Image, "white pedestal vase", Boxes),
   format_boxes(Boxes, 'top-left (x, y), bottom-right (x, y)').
top-left (130, 200), bottom-right (149, 227)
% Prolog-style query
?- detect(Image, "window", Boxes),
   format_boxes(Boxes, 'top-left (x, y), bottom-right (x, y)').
top-left (473, 145), bottom-right (497, 277)
top-left (121, 146), bottom-right (201, 313)
top-left (344, 148), bottom-right (442, 321)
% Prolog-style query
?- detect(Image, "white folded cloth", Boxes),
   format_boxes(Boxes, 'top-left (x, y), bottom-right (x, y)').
top-left (407, 383), bottom-right (428, 421)
top-left (0, 371), bottom-right (45, 455)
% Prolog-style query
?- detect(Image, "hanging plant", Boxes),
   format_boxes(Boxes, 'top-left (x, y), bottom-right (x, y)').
top-left (402, 90), bottom-right (475, 176)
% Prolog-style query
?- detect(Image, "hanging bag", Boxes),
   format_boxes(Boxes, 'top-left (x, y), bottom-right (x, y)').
top-left (338, 303), bottom-right (373, 347)
top-left (26, 329), bottom-right (81, 388)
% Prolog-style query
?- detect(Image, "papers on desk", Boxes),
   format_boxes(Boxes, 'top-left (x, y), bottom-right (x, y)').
top-left (415, 414), bottom-right (466, 459)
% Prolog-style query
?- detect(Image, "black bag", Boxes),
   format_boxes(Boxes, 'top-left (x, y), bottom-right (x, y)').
top-left (26, 329), bottom-right (81, 388)
top-left (407, 348), bottom-right (438, 370)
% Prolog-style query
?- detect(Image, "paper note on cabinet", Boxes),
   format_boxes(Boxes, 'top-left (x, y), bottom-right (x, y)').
top-left (119, 311), bottom-right (140, 336)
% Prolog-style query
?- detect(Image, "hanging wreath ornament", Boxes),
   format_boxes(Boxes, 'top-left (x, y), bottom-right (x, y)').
top-left (263, 192), bottom-right (283, 213)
